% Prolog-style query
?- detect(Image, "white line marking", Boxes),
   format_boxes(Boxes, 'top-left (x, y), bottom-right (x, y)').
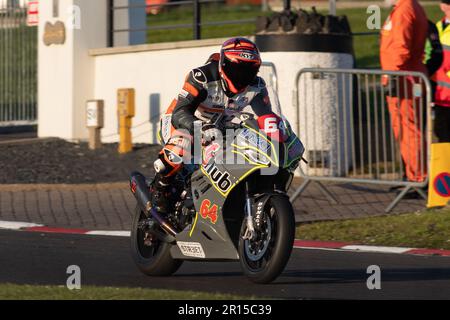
top-left (85, 231), bottom-right (131, 237)
top-left (341, 245), bottom-right (413, 254)
top-left (0, 221), bottom-right (44, 230)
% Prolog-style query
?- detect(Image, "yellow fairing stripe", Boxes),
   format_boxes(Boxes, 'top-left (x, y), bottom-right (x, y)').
top-left (189, 212), bottom-right (199, 237)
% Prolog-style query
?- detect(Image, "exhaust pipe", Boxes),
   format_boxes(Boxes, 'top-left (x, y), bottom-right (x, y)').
top-left (129, 171), bottom-right (178, 237)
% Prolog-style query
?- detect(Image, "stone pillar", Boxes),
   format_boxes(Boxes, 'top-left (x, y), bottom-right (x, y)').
top-left (38, 0), bottom-right (107, 140)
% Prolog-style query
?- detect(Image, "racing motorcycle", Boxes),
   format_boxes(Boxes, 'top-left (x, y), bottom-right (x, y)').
top-left (129, 106), bottom-right (304, 284)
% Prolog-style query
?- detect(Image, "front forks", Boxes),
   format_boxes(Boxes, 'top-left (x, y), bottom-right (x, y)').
top-left (242, 181), bottom-right (255, 240)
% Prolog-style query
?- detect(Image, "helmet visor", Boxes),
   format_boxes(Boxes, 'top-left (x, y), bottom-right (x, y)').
top-left (222, 54), bottom-right (260, 91)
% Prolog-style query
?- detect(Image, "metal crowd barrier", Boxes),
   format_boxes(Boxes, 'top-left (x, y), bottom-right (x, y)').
top-left (259, 61), bottom-right (278, 94)
top-left (290, 68), bottom-right (432, 213)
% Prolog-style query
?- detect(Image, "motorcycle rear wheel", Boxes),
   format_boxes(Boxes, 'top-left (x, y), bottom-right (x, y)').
top-left (239, 195), bottom-right (295, 284)
top-left (130, 205), bottom-right (182, 276)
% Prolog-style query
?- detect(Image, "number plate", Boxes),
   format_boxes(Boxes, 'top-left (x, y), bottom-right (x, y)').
top-left (177, 241), bottom-right (206, 258)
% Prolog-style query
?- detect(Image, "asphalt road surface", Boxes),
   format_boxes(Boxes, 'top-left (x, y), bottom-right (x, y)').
top-left (1, 229), bottom-right (449, 299)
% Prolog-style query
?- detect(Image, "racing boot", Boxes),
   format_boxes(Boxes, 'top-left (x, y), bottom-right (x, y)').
top-left (150, 173), bottom-right (172, 214)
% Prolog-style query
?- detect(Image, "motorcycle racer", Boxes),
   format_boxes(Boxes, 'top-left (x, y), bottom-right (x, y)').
top-left (151, 37), bottom-right (296, 213)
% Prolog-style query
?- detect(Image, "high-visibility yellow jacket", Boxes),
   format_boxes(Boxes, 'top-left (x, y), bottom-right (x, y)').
top-left (435, 19), bottom-right (450, 107)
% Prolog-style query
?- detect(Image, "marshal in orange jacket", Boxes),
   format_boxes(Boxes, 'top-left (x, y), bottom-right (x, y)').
top-left (380, 0), bottom-right (428, 74)
top-left (380, 0), bottom-right (429, 183)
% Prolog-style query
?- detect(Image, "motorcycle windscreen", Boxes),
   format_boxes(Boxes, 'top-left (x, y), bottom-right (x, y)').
top-left (260, 81), bottom-right (305, 170)
top-left (265, 84), bottom-right (283, 118)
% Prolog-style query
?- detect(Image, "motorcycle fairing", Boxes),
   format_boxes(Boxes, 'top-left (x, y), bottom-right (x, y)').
top-left (170, 165), bottom-right (243, 260)
top-left (170, 134), bottom-right (276, 260)
top-left (170, 119), bottom-right (289, 260)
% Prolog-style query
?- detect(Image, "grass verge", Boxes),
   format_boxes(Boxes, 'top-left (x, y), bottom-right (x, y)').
top-left (296, 207), bottom-right (450, 250)
top-left (0, 283), bottom-right (256, 300)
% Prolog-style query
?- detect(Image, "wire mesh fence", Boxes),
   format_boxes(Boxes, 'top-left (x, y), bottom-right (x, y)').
top-left (0, 3), bottom-right (37, 127)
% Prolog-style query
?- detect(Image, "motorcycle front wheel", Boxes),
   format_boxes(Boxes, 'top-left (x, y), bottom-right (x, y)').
top-left (238, 195), bottom-right (295, 284)
top-left (130, 205), bottom-right (182, 276)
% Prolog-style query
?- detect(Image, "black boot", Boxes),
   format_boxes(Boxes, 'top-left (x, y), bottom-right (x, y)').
top-left (150, 174), bottom-right (172, 213)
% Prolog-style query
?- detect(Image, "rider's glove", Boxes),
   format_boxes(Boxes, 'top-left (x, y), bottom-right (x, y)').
top-left (202, 124), bottom-right (222, 144)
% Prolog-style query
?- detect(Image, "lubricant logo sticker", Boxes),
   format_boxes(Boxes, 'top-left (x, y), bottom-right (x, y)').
top-left (203, 162), bottom-right (232, 193)
top-left (434, 172), bottom-right (450, 197)
top-left (199, 199), bottom-right (218, 224)
top-left (177, 241), bottom-right (205, 258)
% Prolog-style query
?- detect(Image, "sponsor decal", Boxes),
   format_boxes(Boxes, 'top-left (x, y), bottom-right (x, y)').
top-left (237, 128), bottom-right (270, 153)
top-left (164, 149), bottom-right (182, 164)
top-left (204, 163), bottom-right (232, 193)
top-left (192, 68), bottom-right (207, 84)
top-left (161, 115), bottom-right (172, 143)
top-left (254, 201), bottom-right (264, 229)
top-left (177, 241), bottom-right (206, 258)
top-left (199, 199), bottom-right (218, 224)
top-left (240, 52), bottom-right (254, 60)
top-left (261, 116), bottom-right (279, 134)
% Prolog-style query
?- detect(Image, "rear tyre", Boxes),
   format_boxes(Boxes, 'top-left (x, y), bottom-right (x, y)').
top-left (130, 205), bottom-right (182, 276)
top-left (239, 195), bottom-right (295, 284)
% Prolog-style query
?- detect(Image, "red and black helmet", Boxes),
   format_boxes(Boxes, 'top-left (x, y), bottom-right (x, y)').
top-left (219, 37), bottom-right (262, 94)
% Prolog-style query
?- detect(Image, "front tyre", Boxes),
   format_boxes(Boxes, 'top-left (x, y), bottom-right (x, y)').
top-left (239, 195), bottom-right (295, 284)
top-left (130, 205), bottom-right (182, 276)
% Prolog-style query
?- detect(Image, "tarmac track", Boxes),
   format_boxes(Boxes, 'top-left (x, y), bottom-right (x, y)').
top-left (1, 229), bottom-right (449, 299)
